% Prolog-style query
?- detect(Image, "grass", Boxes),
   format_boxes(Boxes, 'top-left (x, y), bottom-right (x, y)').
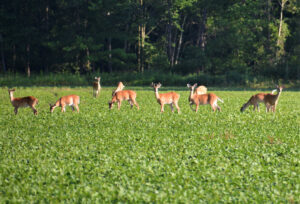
top-left (0, 86), bottom-right (299, 202)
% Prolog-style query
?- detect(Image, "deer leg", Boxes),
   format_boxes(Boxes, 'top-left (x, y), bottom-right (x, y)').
top-left (133, 100), bottom-right (139, 110)
top-left (14, 107), bottom-right (18, 115)
top-left (61, 105), bottom-right (65, 112)
top-left (210, 102), bottom-right (216, 112)
top-left (117, 101), bottom-right (121, 110)
top-left (175, 102), bottom-right (180, 113)
top-left (195, 104), bottom-right (199, 113)
top-left (129, 100), bottom-right (133, 108)
top-left (31, 106), bottom-right (38, 115)
top-left (75, 104), bottom-right (79, 113)
top-left (257, 104), bottom-right (260, 112)
top-left (170, 104), bottom-right (174, 112)
top-left (160, 104), bottom-right (164, 112)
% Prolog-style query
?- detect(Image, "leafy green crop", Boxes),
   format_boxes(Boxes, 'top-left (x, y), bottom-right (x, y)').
top-left (0, 87), bottom-right (299, 203)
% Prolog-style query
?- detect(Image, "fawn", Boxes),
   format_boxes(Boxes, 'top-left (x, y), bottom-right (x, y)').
top-left (109, 90), bottom-right (139, 110)
top-left (187, 83), bottom-right (223, 112)
top-left (8, 89), bottom-right (38, 115)
top-left (240, 86), bottom-right (283, 113)
top-left (151, 82), bottom-right (180, 113)
top-left (49, 95), bottom-right (80, 113)
top-left (93, 77), bottom-right (101, 97)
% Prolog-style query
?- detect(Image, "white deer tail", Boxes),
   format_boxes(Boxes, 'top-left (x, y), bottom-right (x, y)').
top-left (217, 98), bottom-right (224, 103)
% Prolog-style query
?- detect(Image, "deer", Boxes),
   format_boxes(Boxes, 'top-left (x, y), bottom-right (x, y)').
top-left (8, 88), bottom-right (39, 115)
top-left (93, 77), bottom-right (101, 97)
top-left (195, 85), bottom-right (207, 95)
top-left (187, 83), bottom-right (223, 112)
top-left (49, 95), bottom-right (80, 113)
top-left (151, 82), bottom-right (180, 113)
top-left (112, 82), bottom-right (125, 96)
top-left (240, 86), bottom-right (283, 113)
top-left (109, 90), bottom-right (139, 110)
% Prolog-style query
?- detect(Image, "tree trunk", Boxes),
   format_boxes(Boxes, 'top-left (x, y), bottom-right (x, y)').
top-left (124, 24), bottom-right (129, 52)
top-left (166, 0), bottom-right (173, 68)
top-left (108, 37), bottom-right (112, 73)
top-left (141, 24), bottom-right (145, 73)
top-left (13, 44), bottom-right (16, 71)
top-left (45, 1), bottom-right (49, 73)
top-left (196, 9), bottom-right (207, 72)
top-left (0, 34), bottom-right (6, 73)
top-left (137, 0), bottom-right (145, 73)
top-left (175, 15), bottom-right (186, 65)
top-left (26, 43), bottom-right (30, 77)
top-left (86, 47), bottom-right (91, 71)
top-left (197, 8), bottom-right (207, 49)
top-left (137, 25), bottom-right (141, 72)
top-left (276, 0), bottom-right (288, 58)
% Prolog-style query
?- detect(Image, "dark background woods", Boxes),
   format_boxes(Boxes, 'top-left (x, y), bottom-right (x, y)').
top-left (0, 0), bottom-right (299, 83)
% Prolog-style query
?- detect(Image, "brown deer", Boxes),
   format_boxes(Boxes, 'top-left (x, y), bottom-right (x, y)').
top-left (49, 95), bottom-right (80, 113)
top-left (151, 82), bottom-right (180, 113)
top-left (112, 82), bottom-right (125, 96)
top-left (93, 77), bottom-right (101, 97)
top-left (187, 83), bottom-right (223, 112)
top-left (8, 89), bottom-right (39, 115)
top-left (240, 86), bottom-right (283, 113)
top-left (109, 90), bottom-right (139, 110)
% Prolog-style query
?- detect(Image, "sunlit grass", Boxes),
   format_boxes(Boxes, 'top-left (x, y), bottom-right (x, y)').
top-left (0, 87), bottom-right (299, 202)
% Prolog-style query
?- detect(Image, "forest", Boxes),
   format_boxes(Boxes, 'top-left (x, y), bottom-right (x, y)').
top-left (0, 0), bottom-right (299, 83)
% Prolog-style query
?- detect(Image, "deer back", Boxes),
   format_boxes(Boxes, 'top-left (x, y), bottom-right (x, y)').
top-left (115, 90), bottom-right (136, 101)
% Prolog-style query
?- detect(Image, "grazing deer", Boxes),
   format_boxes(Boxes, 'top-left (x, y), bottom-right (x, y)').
top-left (187, 83), bottom-right (223, 112)
top-left (49, 95), bottom-right (80, 113)
top-left (93, 77), bottom-right (101, 97)
top-left (240, 86), bottom-right (283, 113)
top-left (8, 89), bottom-right (38, 115)
top-left (195, 85), bottom-right (207, 95)
top-left (109, 90), bottom-right (139, 110)
top-left (151, 82), bottom-right (180, 113)
top-left (112, 82), bottom-right (125, 96)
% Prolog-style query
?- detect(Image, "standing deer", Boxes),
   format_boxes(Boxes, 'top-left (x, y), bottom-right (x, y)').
top-left (8, 89), bottom-right (39, 115)
top-left (240, 86), bottom-right (283, 113)
top-left (108, 90), bottom-right (139, 110)
top-left (49, 95), bottom-right (80, 113)
top-left (187, 83), bottom-right (223, 112)
top-left (93, 77), bottom-right (101, 97)
top-left (112, 82), bottom-right (125, 96)
top-left (151, 82), bottom-right (180, 113)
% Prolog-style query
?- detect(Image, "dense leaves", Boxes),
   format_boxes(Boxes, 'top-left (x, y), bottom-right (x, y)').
top-left (0, 0), bottom-right (299, 79)
top-left (0, 87), bottom-right (299, 202)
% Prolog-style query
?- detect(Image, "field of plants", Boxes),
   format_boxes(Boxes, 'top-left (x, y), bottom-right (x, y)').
top-left (0, 86), bottom-right (299, 202)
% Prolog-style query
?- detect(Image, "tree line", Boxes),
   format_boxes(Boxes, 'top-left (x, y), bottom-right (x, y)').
top-left (0, 0), bottom-right (299, 80)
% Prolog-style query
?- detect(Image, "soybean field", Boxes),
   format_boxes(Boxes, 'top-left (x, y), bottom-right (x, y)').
top-left (0, 87), bottom-right (299, 203)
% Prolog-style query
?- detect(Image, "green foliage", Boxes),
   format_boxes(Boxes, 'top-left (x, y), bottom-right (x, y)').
top-left (0, 0), bottom-right (299, 79)
top-left (0, 87), bottom-right (299, 202)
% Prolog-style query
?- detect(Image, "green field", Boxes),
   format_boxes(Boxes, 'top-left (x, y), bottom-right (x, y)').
top-left (0, 87), bottom-right (299, 203)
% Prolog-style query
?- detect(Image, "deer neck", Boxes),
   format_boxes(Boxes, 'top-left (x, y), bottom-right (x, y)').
top-left (189, 89), bottom-right (195, 102)
top-left (274, 90), bottom-right (282, 103)
top-left (9, 92), bottom-right (14, 102)
top-left (154, 89), bottom-right (160, 100)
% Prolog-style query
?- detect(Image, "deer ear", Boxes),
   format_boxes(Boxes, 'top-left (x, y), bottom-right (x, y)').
top-left (187, 84), bottom-right (190, 87)
top-left (193, 83), bottom-right (197, 87)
